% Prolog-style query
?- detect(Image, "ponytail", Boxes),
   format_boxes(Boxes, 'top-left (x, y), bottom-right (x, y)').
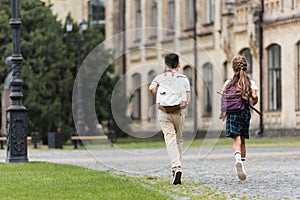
top-left (238, 69), bottom-right (251, 100)
top-left (226, 56), bottom-right (251, 100)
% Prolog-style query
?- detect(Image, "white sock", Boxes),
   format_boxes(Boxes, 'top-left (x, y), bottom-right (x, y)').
top-left (234, 151), bottom-right (241, 161)
top-left (241, 158), bottom-right (246, 165)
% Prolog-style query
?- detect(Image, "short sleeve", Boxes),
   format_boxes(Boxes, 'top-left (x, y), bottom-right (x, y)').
top-left (250, 80), bottom-right (259, 91)
top-left (183, 77), bottom-right (191, 92)
top-left (149, 75), bottom-right (160, 88)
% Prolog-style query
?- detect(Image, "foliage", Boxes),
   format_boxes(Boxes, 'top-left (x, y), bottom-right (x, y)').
top-left (0, 0), bottom-right (125, 143)
top-left (0, 162), bottom-right (171, 200)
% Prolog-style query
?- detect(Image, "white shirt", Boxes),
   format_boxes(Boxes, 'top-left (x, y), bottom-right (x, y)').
top-left (223, 79), bottom-right (259, 91)
top-left (150, 71), bottom-right (191, 105)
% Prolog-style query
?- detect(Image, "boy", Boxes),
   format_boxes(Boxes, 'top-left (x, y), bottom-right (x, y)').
top-left (149, 53), bottom-right (191, 184)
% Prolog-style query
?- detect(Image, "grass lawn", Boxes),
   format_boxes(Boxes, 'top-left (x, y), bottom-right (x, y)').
top-left (2, 137), bottom-right (298, 200)
top-left (0, 162), bottom-right (232, 200)
top-left (112, 136), bottom-right (300, 149)
top-left (0, 162), bottom-right (171, 200)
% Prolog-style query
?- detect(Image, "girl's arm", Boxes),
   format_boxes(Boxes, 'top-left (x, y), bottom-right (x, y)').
top-left (252, 89), bottom-right (258, 106)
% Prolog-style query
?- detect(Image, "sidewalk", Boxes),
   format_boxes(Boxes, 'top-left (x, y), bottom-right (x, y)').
top-left (1, 146), bottom-right (299, 199)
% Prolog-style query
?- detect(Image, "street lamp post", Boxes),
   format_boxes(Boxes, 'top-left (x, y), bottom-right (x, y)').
top-left (6, 0), bottom-right (28, 163)
top-left (66, 20), bottom-right (88, 138)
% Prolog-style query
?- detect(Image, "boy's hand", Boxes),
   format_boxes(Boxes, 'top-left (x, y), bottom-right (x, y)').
top-left (180, 101), bottom-right (188, 109)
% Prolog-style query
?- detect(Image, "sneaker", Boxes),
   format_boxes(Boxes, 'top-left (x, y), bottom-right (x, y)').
top-left (172, 166), bottom-right (182, 185)
top-left (235, 161), bottom-right (246, 180)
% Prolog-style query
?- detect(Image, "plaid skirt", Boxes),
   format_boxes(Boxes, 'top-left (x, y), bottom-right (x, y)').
top-left (226, 106), bottom-right (251, 139)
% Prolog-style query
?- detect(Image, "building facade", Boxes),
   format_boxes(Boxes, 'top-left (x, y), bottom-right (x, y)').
top-left (41, 0), bottom-right (105, 33)
top-left (105, 0), bottom-right (300, 137)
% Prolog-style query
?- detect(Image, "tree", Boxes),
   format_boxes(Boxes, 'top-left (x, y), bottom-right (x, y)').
top-left (0, 0), bottom-right (72, 142)
top-left (0, 0), bottom-right (127, 143)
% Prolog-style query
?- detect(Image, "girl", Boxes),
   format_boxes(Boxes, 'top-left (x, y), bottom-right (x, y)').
top-left (220, 55), bottom-right (258, 180)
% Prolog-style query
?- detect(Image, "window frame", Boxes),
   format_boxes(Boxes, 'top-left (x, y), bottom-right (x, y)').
top-left (267, 44), bottom-right (282, 111)
top-left (186, 0), bottom-right (195, 29)
top-left (88, 0), bottom-right (105, 33)
top-left (203, 63), bottom-right (213, 116)
top-left (239, 48), bottom-right (253, 79)
top-left (297, 42), bottom-right (300, 109)
top-left (205, 0), bottom-right (215, 24)
top-left (135, 0), bottom-right (142, 41)
top-left (148, 71), bottom-right (157, 120)
top-left (223, 61), bottom-right (228, 83)
top-left (168, 0), bottom-right (175, 30)
top-left (151, 0), bottom-right (158, 37)
top-left (183, 65), bottom-right (193, 118)
top-left (132, 73), bottom-right (142, 120)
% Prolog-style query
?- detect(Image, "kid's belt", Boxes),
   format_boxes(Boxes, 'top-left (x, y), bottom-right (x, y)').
top-left (158, 104), bottom-right (181, 113)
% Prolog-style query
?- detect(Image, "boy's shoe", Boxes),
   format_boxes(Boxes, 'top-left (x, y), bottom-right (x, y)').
top-left (172, 166), bottom-right (182, 185)
top-left (235, 161), bottom-right (246, 180)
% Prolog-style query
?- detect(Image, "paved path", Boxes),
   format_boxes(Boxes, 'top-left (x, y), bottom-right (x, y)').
top-left (1, 145), bottom-right (300, 200)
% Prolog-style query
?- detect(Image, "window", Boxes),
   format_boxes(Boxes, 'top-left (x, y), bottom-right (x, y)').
top-left (267, 44), bottom-right (282, 111)
top-left (88, 0), bottom-right (105, 33)
top-left (205, 0), bottom-right (215, 24)
top-left (148, 71), bottom-right (156, 120)
top-left (223, 61), bottom-right (228, 83)
top-left (135, 0), bottom-right (142, 41)
top-left (239, 48), bottom-right (253, 78)
top-left (151, 0), bottom-right (158, 37)
top-left (297, 42), bottom-right (300, 109)
top-left (132, 73), bottom-right (141, 119)
top-left (203, 63), bottom-right (213, 116)
top-left (183, 66), bottom-right (193, 118)
top-left (168, 1), bottom-right (175, 29)
top-left (186, 0), bottom-right (195, 29)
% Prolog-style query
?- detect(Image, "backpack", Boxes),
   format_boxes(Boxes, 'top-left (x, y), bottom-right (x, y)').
top-left (157, 75), bottom-right (186, 106)
top-left (220, 86), bottom-right (246, 113)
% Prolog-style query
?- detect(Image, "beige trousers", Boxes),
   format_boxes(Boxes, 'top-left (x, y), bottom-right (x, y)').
top-left (158, 110), bottom-right (184, 169)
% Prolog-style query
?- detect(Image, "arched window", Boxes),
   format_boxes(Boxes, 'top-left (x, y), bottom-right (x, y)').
top-left (239, 48), bottom-right (253, 78)
top-left (267, 44), bottom-right (282, 111)
top-left (148, 71), bottom-right (156, 120)
top-left (203, 63), bottom-right (213, 116)
top-left (183, 65), bottom-right (193, 83)
top-left (132, 73), bottom-right (141, 119)
top-left (183, 66), bottom-right (193, 118)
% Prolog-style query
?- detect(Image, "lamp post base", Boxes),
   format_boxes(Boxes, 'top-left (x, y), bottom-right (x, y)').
top-left (6, 108), bottom-right (28, 163)
top-left (6, 156), bottom-right (28, 163)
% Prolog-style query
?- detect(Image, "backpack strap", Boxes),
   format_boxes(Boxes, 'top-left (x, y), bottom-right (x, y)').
top-left (249, 104), bottom-right (263, 116)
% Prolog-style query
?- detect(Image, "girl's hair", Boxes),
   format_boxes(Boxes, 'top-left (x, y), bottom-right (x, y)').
top-left (226, 55), bottom-right (251, 100)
